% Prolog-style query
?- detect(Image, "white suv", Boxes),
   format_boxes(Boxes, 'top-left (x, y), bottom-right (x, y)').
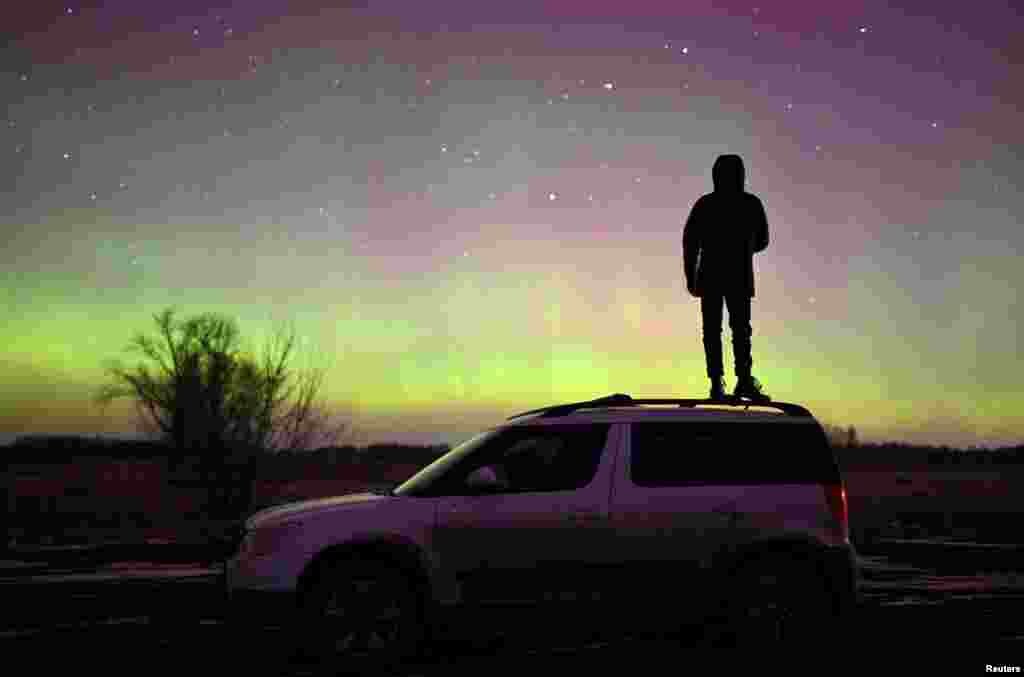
top-left (225, 393), bottom-right (858, 662)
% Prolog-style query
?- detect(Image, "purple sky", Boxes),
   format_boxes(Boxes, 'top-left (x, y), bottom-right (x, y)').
top-left (3, 1), bottom-right (1022, 448)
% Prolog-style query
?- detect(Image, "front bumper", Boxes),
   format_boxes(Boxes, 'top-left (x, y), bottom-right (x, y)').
top-left (225, 585), bottom-right (299, 627)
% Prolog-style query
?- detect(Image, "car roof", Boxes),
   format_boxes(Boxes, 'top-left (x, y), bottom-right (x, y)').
top-left (504, 406), bottom-right (817, 427)
top-left (501, 393), bottom-right (819, 427)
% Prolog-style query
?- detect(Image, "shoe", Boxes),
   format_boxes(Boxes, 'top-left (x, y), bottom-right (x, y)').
top-left (709, 377), bottom-right (727, 400)
top-left (734, 375), bottom-right (770, 402)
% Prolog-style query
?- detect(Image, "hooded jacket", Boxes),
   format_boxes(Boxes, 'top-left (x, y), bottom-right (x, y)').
top-left (682, 154), bottom-right (770, 298)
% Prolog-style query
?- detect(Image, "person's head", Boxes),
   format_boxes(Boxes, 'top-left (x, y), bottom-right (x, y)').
top-left (712, 154), bottom-right (745, 192)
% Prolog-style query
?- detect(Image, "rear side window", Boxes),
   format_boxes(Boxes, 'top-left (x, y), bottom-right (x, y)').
top-left (630, 421), bottom-right (839, 487)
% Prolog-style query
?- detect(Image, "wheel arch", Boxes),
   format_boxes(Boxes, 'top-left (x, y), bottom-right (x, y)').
top-left (713, 536), bottom-right (851, 614)
top-left (295, 534), bottom-right (436, 609)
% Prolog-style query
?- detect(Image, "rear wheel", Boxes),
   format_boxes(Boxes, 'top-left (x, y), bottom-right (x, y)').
top-left (722, 554), bottom-right (834, 646)
top-left (292, 556), bottom-right (427, 668)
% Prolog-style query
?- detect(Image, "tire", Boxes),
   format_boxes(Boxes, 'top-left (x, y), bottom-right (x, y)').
top-left (722, 554), bottom-right (835, 646)
top-left (292, 555), bottom-right (427, 668)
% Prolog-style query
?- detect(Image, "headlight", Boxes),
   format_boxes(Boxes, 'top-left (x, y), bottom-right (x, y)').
top-left (243, 521), bottom-right (301, 558)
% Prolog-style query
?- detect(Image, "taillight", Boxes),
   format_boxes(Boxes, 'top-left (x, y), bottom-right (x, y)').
top-left (823, 483), bottom-right (849, 543)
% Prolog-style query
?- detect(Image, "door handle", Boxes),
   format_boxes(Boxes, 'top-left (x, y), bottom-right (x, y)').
top-left (712, 502), bottom-right (736, 514)
top-left (712, 504), bottom-right (739, 526)
top-left (567, 511), bottom-right (602, 523)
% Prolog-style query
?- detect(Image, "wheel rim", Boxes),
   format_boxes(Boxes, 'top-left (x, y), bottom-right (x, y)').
top-left (738, 571), bottom-right (800, 642)
top-left (318, 571), bottom-right (411, 655)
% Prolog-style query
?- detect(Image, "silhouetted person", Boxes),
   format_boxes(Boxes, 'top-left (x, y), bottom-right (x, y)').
top-left (683, 154), bottom-right (770, 401)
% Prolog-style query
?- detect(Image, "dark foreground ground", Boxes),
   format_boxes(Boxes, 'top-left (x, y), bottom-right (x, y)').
top-left (2, 542), bottom-right (1023, 674)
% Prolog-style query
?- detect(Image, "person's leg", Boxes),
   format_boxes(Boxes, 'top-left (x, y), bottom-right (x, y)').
top-left (725, 293), bottom-right (752, 380)
top-left (701, 294), bottom-right (725, 379)
top-left (727, 293), bottom-right (769, 399)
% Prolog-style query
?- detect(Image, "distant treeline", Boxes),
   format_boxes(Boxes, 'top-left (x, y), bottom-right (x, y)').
top-left (4, 434), bottom-right (1022, 470)
top-left (2, 435), bottom-right (451, 469)
top-left (836, 442), bottom-right (1024, 469)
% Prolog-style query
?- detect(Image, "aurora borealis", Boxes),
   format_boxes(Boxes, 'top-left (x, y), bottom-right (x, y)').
top-left (3, 1), bottom-right (1022, 448)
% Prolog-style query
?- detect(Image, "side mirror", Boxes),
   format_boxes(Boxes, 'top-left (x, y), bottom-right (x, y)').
top-left (466, 465), bottom-right (503, 491)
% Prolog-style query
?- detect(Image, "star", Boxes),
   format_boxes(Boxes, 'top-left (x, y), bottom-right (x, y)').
top-left (548, 192), bottom-right (558, 201)
top-left (225, 28), bottom-right (234, 37)
top-left (331, 79), bottom-right (342, 89)
top-left (63, 152), bottom-right (72, 159)
top-left (587, 194), bottom-right (594, 202)
top-left (859, 26), bottom-right (869, 34)
top-left (680, 47), bottom-right (689, 55)
top-left (931, 121), bottom-right (939, 128)
top-left (786, 102), bottom-right (794, 110)
top-left (89, 193), bottom-right (97, 201)
top-left (488, 192), bottom-right (497, 200)
top-left (809, 296), bottom-right (816, 304)
top-left (192, 27), bottom-right (200, 37)
top-left (119, 182), bottom-right (127, 189)
top-left (441, 144), bottom-right (448, 153)
top-left (603, 81), bottom-right (615, 90)
top-left (20, 74), bottom-right (28, 82)
top-left (815, 145), bottom-right (822, 152)
top-left (664, 42), bottom-right (671, 49)
top-left (561, 91), bottom-right (569, 100)
top-left (472, 149), bottom-right (480, 157)
top-left (425, 79), bottom-right (432, 86)
top-left (66, 7), bottom-right (74, 15)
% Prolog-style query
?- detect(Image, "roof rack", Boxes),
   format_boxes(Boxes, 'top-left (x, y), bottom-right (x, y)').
top-left (506, 393), bottom-right (813, 420)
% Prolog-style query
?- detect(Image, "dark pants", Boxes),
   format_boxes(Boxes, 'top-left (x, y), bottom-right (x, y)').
top-left (700, 292), bottom-right (753, 380)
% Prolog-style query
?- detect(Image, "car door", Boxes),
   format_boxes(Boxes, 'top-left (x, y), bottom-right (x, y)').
top-left (434, 422), bottom-right (619, 607)
top-left (608, 421), bottom-right (742, 610)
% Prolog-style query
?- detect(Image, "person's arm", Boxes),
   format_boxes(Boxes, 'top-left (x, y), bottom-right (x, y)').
top-left (753, 196), bottom-right (769, 253)
top-left (682, 198), bottom-right (703, 290)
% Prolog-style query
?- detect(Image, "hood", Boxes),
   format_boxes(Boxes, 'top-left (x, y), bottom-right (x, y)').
top-left (712, 154), bottom-right (745, 192)
top-left (245, 492), bottom-right (387, 529)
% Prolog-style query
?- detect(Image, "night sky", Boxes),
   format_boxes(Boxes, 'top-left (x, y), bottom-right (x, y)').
top-left (3, 1), bottom-right (1022, 448)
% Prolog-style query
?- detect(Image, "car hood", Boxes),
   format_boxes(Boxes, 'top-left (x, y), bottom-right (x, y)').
top-left (245, 492), bottom-right (388, 529)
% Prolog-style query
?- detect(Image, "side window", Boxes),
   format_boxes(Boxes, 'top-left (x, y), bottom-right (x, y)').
top-left (460, 424), bottom-right (609, 494)
top-left (630, 421), bottom-right (837, 487)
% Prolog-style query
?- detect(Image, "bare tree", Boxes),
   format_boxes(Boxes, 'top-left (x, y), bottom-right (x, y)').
top-left (237, 317), bottom-right (351, 454)
top-left (93, 307), bottom-right (352, 517)
top-left (94, 306), bottom-right (350, 457)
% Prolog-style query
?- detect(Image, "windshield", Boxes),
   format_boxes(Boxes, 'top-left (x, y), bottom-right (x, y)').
top-left (392, 428), bottom-right (500, 497)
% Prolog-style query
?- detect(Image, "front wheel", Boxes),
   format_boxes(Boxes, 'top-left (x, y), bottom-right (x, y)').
top-left (292, 556), bottom-right (427, 667)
